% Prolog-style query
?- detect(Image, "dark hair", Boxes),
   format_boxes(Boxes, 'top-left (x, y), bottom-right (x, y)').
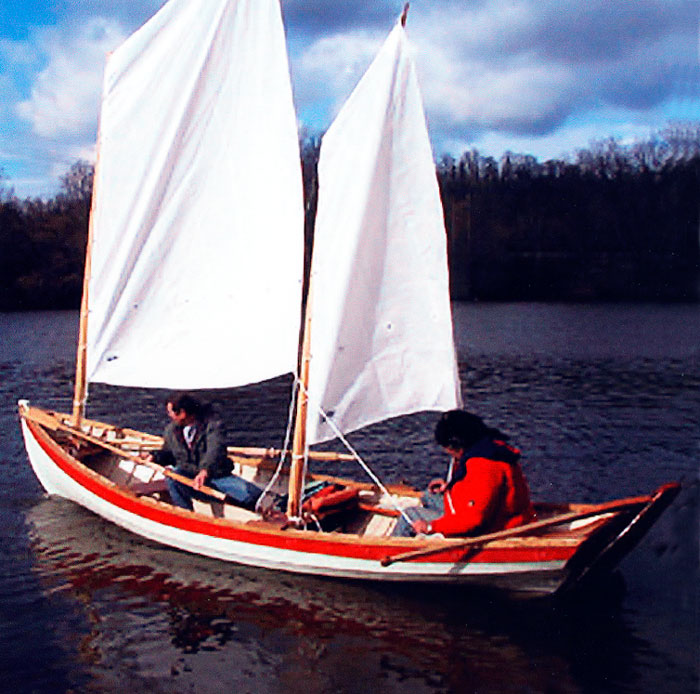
top-left (434, 410), bottom-right (506, 450)
top-left (166, 392), bottom-right (207, 418)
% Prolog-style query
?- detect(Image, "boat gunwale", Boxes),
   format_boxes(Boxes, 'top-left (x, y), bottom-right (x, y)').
top-left (20, 405), bottom-right (656, 568)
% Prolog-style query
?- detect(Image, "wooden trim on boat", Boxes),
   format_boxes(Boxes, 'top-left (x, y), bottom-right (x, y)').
top-left (20, 403), bottom-right (416, 506)
top-left (21, 401), bottom-right (679, 588)
top-left (558, 482), bottom-right (682, 591)
top-left (21, 412), bottom-right (586, 564)
top-left (228, 446), bottom-right (354, 463)
top-left (380, 494), bottom-right (656, 566)
top-left (22, 404), bottom-right (227, 502)
top-left (22, 404), bottom-right (353, 461)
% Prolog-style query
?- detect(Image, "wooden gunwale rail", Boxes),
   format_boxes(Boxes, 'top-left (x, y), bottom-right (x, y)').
top-left (21, 404), bottom-right (410, 511)
top-left (380, 494), bottom-right (655, 566)
top-left (24, 404), bottom-right (229, 501)
top-left (28, 407), bottom-right (355, 463)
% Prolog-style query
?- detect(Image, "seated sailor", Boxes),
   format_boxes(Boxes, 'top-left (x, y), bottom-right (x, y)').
top-left (147, 392), bottom-right (263, 511)
top-left (393, 410), bottom-right (535, 537)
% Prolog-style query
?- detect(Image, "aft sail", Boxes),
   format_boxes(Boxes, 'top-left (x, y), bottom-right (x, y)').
top-left (305, 19), bottom-right (462, 444)
top-left (85, 0), bottom-right (304, 389)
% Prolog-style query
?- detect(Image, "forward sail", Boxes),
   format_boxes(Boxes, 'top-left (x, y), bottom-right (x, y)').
top-left (305, 19), bottom-right (462, 444)
top-left (85, 0), bottom-right (303, 389)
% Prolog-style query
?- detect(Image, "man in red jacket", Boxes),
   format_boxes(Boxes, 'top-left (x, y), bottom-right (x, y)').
top-left (393, 410), bottom-right (535, 537)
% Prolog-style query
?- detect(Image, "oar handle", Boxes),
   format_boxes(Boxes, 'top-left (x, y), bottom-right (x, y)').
top-left (137, 456), bottom-right (227, 503)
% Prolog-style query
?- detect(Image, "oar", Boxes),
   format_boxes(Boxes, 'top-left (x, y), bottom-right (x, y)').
top-left (27, 408), bottom-right (227, 502)
top-left (380, 495), bottom-right (652, 567)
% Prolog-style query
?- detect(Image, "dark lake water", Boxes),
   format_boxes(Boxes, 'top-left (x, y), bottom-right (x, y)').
top-left (1, 304), bottom-right (698, 693)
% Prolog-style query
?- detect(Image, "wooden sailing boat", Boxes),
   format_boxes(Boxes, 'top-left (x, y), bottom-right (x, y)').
top-left (19, 0), bottom-right (679, 597)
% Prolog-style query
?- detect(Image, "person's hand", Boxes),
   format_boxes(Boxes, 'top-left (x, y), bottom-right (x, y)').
top-left (427, 478), bottom-right (446, 494)
top-left (193, 469), bottom-right (209, 490)
top-left (140, 451), bottom-right (154, 463)
top-left (412, 519), bottom-right (432, 535)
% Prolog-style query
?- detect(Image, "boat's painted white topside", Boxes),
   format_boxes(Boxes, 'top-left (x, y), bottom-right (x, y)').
top-left (20, 402), bottom-right (675, 597)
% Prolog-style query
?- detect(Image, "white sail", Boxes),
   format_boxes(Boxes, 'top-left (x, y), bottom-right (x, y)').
top-left (305, 20), bottom-right (462, 444)
top-left (86, 0), bottom-right (303, 389)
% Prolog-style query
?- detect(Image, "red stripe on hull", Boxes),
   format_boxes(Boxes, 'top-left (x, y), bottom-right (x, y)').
top-left (26, 419), bottom-right (576, 566)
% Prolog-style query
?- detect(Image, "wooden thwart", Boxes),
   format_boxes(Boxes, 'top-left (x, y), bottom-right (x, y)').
top-left (380, 494), bottom-right (652, 566)
top-left (227, 446), bottom-right (355, 463)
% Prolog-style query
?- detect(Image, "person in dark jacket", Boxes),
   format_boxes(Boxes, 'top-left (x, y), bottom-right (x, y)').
top-left (148, 392), bottom-right (263, 511)
top-left (393, 410), bottom-right (535, 537)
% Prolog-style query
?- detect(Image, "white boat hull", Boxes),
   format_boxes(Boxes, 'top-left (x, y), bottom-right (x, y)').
top-left (20, 404), bottom-right (678, 597)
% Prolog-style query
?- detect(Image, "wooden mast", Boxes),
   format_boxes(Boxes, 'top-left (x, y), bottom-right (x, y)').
top-left (71, 128), bottom-right (102, 426)
top-left (287, 284), bottom-right (313, 518)
top-left (285, 4), bottom-right (410, 520)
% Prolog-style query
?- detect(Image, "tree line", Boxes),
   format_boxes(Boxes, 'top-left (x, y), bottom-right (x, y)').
top-left (438, 125), bottom-right (699, 301)
top-left (0, 161), bottom-right (92, 310)
top-left (0, 126), bottom-right (698, 310)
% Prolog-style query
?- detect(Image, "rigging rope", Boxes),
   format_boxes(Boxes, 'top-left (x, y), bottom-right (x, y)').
top-left (254, 374), bottom-right (297, 514)
top-left (255, 375), bottom-right (415, 527)
top-left (295, 377), bottom-right (413, 524)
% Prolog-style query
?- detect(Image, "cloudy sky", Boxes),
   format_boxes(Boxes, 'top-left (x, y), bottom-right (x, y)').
top-left (0, 0), bottom-right (698, 198)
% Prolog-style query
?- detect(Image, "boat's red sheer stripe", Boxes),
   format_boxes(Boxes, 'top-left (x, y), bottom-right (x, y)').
top-left (27, 420), bottom-right (574, 564)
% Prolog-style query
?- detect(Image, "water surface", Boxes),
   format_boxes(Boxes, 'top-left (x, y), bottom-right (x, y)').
top-left (1, 304), bottom-right (697, 693)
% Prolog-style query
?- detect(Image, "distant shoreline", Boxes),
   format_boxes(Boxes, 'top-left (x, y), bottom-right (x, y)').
top-left (2, 127), bottom-right (698, 310)
top-left (2, 295), bottom-right (698, 313)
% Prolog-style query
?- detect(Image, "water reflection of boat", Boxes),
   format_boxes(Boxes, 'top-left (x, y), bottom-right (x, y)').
top-left (28, 497), bottom-right (637, 694)
top-left (19, 0), bottom-right (679, 597)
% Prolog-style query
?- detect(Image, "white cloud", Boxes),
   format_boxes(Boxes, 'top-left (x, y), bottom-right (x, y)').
top-left (449, 114), bottom-right (664, 162)
top-left (418, 49), bottom-right (577, 134)
top-left (3, 0), bottom-right (697, 198)
top-left (412, 0), bottom-right (696, 138)
top-left (294, 29), bottom-right (384, 121)
top-left (293, 7), bottom-right (580, 137)
top-left (292, 0), bottom-right (697, 161)
top-left (16, 18), bottom-right (126, 138)
top-left (0, 38), bottom-right (39, 68)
